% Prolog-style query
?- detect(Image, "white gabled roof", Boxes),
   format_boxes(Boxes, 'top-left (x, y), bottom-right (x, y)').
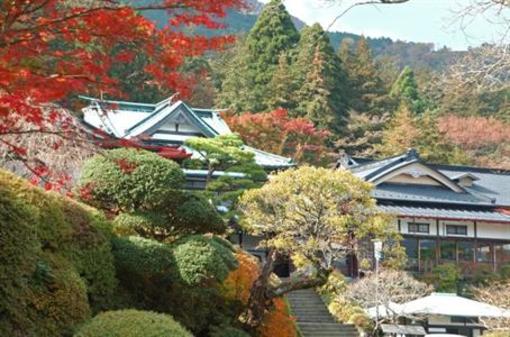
top-left (367, 293), bottom-right (510, 319)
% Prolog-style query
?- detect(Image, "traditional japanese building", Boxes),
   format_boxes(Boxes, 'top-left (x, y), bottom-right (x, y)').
top-left (342, 149), bottom-right (510, 275)
top-left (80, 96), bottom-right (295, 184)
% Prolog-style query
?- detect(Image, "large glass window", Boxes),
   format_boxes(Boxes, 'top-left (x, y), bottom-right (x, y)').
top-left (441, 240), bottom-right (457, 261)
top-left (458, 241), bottom-right (475, 262)
top-left (477, 243), bottom-right (493, 264)
top-left (420, 239), bottom-right (437, 272)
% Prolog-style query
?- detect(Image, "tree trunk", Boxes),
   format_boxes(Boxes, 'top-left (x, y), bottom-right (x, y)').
top-left (243, 249), bottom-right (332, 329)
top-left (243, 249), bottom-right (278, 329)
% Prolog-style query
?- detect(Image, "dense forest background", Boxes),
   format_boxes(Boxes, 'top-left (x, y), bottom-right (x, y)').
top-left (136, 0), bottom-right (509, 170)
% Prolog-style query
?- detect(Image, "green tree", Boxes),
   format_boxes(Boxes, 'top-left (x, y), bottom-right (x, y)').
top-left (296, 46), bottom-right (345, 132)
top-left (76, 148), bottom-right (185, 212)
top-left (341, 36), bottom-right (390, 115)
top-left (390, 66), bottom-right (427, 114)
top-left (217, 0), bottom-right (299, 112)
top-left (294, 24), bottom-right (348, 132)
top-left (238, 166), bottom-right (397, 328)
top-left (185, 134), bottom-right (267, 214)
top-left (267, 53), bottom-right (296, 110)
top-left (376, 104), bottom-right (419, 157)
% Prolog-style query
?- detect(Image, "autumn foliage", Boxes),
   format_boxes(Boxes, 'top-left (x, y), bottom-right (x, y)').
top-left (0, 0), bottom-right (242, 185)
top-left (222, 251), bottom-right (261, 305)
top-left (225, 108), bottom-right (331, 165)
top-left (258, 298), bottom-right (297, 337)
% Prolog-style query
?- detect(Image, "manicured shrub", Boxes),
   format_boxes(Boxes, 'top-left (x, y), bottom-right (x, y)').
top-left (210, 325), bottom-right (251, 337)
top-left (74, 310), bottom-right (192, 337)
top-left (0, 169), bottom-right (117, 336)
top-left (77, 148), bottom-right (185, 212)
top-left (112, 192), bottom-right (226, 241)
top-left (172, 235), bottom-right (238, 286)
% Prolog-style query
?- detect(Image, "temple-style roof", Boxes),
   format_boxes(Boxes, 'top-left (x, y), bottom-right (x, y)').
top-left (378, 205), bottom-right (510, 223)
top-left (80, 96), bottom-right (294, 170)
top-left (345, 149), bottom-right (510, 209)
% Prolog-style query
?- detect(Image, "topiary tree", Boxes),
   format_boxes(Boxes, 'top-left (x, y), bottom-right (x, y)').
top-left (429, 263), bottom-right (462, 293)
top-left (172, 235), bottom-right (238, 286)
top-left (77, 148), bottom-right (185, 212)
top-left (112, 192), bottom-right (226, 241)
top-left (238, 166), bottom-right (398, 328)
top-left (73, 309), bottom-right (192, 337)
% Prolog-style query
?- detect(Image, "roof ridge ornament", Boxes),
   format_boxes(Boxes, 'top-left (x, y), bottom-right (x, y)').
top-left (406, 148), bottom-right (420, 160)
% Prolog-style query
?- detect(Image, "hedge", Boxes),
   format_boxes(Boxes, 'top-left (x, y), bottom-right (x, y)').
top-left (0, 169), bottom-right (117, 336)
top-left (74, 310), bottom-right (192, 337)
top-left (77, 148), bottom-right (185, 212)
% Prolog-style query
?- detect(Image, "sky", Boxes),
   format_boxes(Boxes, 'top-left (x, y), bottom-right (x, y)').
top-left (259, 0), bottom-right (503, 51)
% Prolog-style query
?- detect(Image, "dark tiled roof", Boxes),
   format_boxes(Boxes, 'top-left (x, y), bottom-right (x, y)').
top-left (349, 150), bottom-right (510, 208)
top-left (378, 205), bottom-right (510, 223)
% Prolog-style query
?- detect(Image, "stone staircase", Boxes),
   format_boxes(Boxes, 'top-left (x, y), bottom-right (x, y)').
top-left (287, 289), bottom-right (359, 337)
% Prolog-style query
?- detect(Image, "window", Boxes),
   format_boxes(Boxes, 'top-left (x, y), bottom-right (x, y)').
top-left (408, 222), bottom-right (430, 234)
top-left (441, 240), bottom-right (456, 261)
top-left (458, 241), bottom-right (474, 262)
top-left (451, 316), bottom-right (479, 324)
top-left (446, 225), bottom-right (467, 236)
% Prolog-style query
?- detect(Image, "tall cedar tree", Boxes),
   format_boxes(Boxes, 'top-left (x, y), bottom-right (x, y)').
top-left (294, 24), bottom-right (348, 133)
top-left (217, 0), bottom-right (299, 112)
top-left (340, 36), bottom-right (389, 115)
top-left (296, 46), bottom-right (344, 132)
top-left (267, 53), bottom-right (296, 111)
top-left (390, 66), bottom-right (427, 114)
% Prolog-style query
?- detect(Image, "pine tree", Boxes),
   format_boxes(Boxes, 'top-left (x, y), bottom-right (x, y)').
top-left (293, 24), bottom-right (348, 133)
top-left (376, 104), bottom-right (420, 157)
top-left (217, 0), bottom-right (299, 112)
top-left (339, 36), bottom-right (389, 115)
top-left (390, 66), bottom-right (427, 114)
top-left (296, 46), bottom-right (341, 131)
top-left (267, 53), bottom-right (296, 110)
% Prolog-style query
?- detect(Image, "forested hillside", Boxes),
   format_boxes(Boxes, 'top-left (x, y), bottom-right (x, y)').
top-left (141, 0), bottom-right (458, 72)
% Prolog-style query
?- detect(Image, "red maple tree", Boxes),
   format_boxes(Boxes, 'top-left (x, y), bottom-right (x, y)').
top-left (224, 108), bottom-right (331, 165)
top-left (0, 0), bottom-right (243, 188)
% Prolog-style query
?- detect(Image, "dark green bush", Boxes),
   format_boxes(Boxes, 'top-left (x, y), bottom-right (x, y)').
top-left (77, 148), bottom-right (185, 212)
top-left (74, 310), bottom-right (192, 337)
top-left (430, 263), bottom-right (461, 292)
top-left (172, 235), bottom-right (238, 286)
top-left (0, 169), bottom-right (117, 336)
top-left (210, 325), bottom-right (251, 337)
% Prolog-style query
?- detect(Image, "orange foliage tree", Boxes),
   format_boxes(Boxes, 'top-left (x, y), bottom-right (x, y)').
top-left (258, 297), bottom-right (297, 337)
top-left (224, 108), bottom-right (331, 165)
top-left (222, 251), bottom-right (260, 306)
top-left (0, 0), bottom-right (242, 186)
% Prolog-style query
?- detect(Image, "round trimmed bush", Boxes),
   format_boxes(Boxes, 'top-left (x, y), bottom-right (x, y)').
top-left (112, 211), bottom-right (168, 238)
top-left (172, 235), bottom-right (238, 286)
top-left (74, 310), bottom-right (192, 337)
top-left (77, 148), bottom-right (185, 212)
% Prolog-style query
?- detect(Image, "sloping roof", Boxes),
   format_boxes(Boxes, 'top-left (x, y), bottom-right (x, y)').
top-left (349, 150), bottom-right (510, 208)
top-left (80, 96), bottom-right (295, 169)
top-left (400, 293), bottom-right (510, 318)
top-left (366, 293), bottom-right (510, 319)
top-left (378, 205), bottom-right (510, 223)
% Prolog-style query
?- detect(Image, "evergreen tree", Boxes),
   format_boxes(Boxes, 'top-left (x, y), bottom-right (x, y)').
top-left (267, 53), bottom-right (296, 110)
top-left (345, 37), bottom-right (390, 115)
top-left (376, 104), bottom-right (419, 157)
top-left (390, 66), bottom-right (427, 114)
top-left (296, 46), bottom-right (342, 131)
top-left (217, 0), bottom-right (299, 112)
top-left (293, 24), bottom-right (348, 132)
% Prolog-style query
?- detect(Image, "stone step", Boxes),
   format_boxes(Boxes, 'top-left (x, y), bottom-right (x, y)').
top-left (287, 289), bottom-right (359, 337)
